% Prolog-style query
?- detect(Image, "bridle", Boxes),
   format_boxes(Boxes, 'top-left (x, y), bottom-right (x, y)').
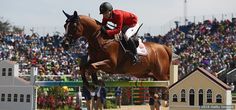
top-left (62, 18), bottom-right (81, 48)
top-left (62, 10), bottom-right (106, 53)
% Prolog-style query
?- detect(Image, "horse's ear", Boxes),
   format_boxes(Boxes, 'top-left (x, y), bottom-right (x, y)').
top-left (73, 11), bottom-right (78, 17)
top-left (63, 10), bottom-right (71, 19)
top-left (73, 11), bottom-right (80, 20)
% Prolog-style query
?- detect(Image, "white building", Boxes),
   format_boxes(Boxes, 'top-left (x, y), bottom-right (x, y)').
top-left (169, 67), bottom-right (232, 110)
top-left (0, 60), bottom-right (36, 110)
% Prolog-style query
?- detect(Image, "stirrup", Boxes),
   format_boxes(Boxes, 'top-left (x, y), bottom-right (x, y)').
top-left (132, 55), bottom-right (139, 65)
top-left (135, 55), bottom-right (140, 62)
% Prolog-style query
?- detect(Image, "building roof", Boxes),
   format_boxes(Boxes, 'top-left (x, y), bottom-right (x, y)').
top-left (169, 67), bottom-right (231, 90)
top-left (14, 77), bottom-right (31, 85)
top-left (0, 60), bottom-right (17, 65)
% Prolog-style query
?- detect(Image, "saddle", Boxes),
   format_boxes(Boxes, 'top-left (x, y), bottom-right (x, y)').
top-left (118, 23), bottom-right (147, 56)
top-left (118, 34), bottom-right (147, 56)
top-left (118, 33), bottom-right (138, 53)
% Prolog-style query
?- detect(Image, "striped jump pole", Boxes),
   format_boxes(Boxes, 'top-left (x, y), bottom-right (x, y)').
top-left (35, 80), bottom-right (169, 87)
top-left (35, 64), bottom-right (178, 88)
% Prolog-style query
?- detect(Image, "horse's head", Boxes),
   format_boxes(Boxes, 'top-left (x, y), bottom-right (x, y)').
top-left (62, 10), bottom-right (83, 50)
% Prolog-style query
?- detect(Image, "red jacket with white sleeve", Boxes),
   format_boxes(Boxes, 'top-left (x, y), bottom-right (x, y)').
top-left (102, 10), bottom-right (138, 37)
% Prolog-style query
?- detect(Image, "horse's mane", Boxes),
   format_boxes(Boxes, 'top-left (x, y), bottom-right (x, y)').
top-left (95, 20), bottom-right (102, 26)
top-left (79, 15), bottom-right (102, 26)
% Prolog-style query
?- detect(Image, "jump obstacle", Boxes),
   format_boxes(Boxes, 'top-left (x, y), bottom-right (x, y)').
top-left (33, 65), bottom-right (178, 88)
top-left (31, 65), bottom-right (178, 108)
top-left (35, 80), bottom-right (169, 87)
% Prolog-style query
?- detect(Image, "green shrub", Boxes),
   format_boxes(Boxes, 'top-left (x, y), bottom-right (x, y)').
top-left (105, 99), bottom-right (117, 109)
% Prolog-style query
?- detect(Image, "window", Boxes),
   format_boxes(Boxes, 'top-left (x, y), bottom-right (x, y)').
top-left (216, 94), bottom-right (222, 103)
top-left (2, 68), bottom-right (6, 76)
top-left (207, 89), bottom-right (212, 103)
top-left (181, 89), bottom-right (186, 102)
top-left (7, 94), bottom-right (11, 102)
top-left (173, 94), bottom-right (178, 102)
top-left (189, 89), bottom-right (195, 106)
top-left (8, 68), bottom-right (12, 76)
top-left (199, 89), bottom-right (203, 94)
top-left (26, 94), bottom-right (30, 103)
top-left (14, 94), bottom-right (18, 102)
top-left (20, 94), bottom-right (24, 102)
top-left (1, 94), bottom-right (5, 102)
top-left (199, 89), bottom-right (204, 106)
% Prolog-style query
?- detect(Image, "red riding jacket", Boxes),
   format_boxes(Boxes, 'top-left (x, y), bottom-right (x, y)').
top-left (102, 10), bottom-right (138, 37)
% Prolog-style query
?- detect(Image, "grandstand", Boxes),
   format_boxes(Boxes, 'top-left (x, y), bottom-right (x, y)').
top-left (0, 12), bottom-right (236, 109)
top-left (1, 12), bottom-right (235, 86)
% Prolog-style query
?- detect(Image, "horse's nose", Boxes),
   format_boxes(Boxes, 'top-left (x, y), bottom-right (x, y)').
top-left (64, 32), bottom-right (73, 37)
top-left (61, 40), bottom-right (70, 50)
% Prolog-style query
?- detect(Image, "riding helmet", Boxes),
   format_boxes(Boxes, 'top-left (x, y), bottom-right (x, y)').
top-left (99, 2), bottom-right (113, 14)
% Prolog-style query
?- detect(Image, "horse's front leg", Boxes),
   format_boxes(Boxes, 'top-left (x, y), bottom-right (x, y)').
top-left (80, 67), bottom-right (89, 86)
top-left (88, 68), bottom-right (98, 85)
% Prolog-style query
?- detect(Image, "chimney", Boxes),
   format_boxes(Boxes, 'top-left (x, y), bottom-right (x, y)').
top-left (30, 67), bottom-right (38, 85)
top-left (170, 64), bottom-right (178, 85)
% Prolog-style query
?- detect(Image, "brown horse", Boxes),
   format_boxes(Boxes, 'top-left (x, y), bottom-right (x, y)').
top-left (62, 11), bottom-right (172, 97)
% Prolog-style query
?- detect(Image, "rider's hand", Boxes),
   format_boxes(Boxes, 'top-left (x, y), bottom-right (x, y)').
top-left (114, 34), bottom-right (120, 41)
top-left (101, 26), bottom-right (107, 35)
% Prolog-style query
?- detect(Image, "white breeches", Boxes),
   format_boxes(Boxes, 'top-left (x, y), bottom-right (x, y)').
top-left (124, 23), bottom-right (140, 41)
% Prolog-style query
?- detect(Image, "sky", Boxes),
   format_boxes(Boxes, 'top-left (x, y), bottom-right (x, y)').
top-left (1, 0), bottom-right (236, 36)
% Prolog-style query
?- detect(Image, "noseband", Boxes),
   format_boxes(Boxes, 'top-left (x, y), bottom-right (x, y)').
top-left (63, 18), bottom-right (81, 47)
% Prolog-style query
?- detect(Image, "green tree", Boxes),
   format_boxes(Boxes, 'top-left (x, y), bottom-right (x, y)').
top-left (0, 19), bottom-right (11, 32)
top-left (0, 17), bottom-right (24, 33)
top-left (12, 26), bottom-right (24, 34)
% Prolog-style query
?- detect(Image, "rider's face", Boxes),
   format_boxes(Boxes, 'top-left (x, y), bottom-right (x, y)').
top-left (103, 11), bottom-right (111, 18)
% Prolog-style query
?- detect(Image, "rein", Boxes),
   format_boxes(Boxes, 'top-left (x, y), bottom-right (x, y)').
top-left (89, 26), bottom-right (116, 58)
top-left (88, 28), bottom-right (103, 52)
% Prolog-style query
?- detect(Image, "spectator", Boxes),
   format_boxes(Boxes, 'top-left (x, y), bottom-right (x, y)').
top-left (90, 85), bottom-right (97, 110)
top-left (96, 80), bottom-right (107, 110)
top-left (149, 94), bottom-right (161, 110)
top-left (82, 86), bottom-right (92, 110)
top-left (115, 86), bottom-right (122, 108)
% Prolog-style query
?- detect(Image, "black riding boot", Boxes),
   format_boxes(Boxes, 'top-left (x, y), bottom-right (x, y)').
top-left (128, 38), bottom-right (139, 64)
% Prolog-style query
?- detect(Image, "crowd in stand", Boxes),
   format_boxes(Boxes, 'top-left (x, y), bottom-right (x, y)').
top-left (0, 33), bottom-right (87, 81)
top-left (0, 18), bottom-right (235, 110)
top-left (0, 18), bottom-right (235, 80)
top-left (143, 18), bottom-right (236, 78)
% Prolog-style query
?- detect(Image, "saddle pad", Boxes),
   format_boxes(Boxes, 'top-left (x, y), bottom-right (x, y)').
top-left (137, 39), bottom-right (148, 56)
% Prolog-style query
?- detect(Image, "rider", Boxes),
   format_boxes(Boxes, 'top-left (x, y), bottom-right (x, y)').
top-left (99, 2), bottom-right (140, 64)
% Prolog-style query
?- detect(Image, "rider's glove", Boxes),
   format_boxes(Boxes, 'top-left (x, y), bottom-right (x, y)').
top-left (114, 34), bottom-right (120, 41)
top-left (101, 26), bottom-right (107, 35)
